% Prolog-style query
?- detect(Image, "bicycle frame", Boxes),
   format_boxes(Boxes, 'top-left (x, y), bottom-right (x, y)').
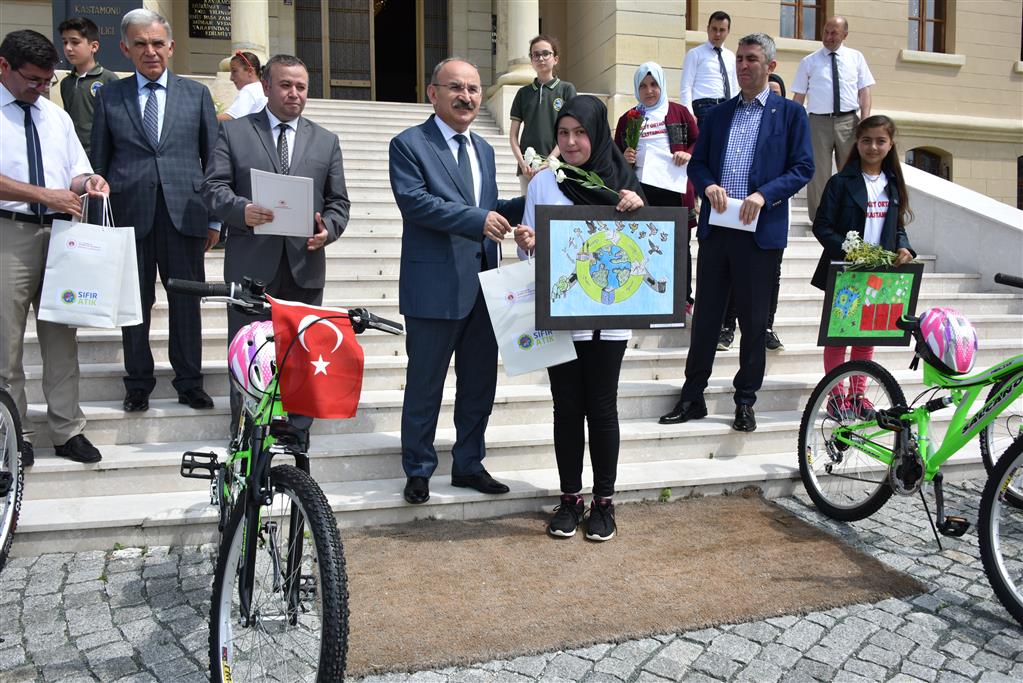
top-left (833, 354), bottom-right (1023, 480)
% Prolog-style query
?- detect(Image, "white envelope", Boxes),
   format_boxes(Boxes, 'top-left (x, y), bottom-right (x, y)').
top-left (251, 168), bottom-right (314, 237)
top-left (709, 197), bottom-right (756, 232)
top-left (637, 144), bottom-right (688, 194)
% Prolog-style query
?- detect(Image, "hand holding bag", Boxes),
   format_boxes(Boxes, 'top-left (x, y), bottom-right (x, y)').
top-left (478, 253), bottom-right (576, 377)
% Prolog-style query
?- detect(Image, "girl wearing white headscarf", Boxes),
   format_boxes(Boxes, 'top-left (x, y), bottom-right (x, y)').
top-left (614, 61), bottom-right (699, 310)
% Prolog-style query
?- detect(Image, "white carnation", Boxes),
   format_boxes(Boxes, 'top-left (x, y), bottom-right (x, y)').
top-left (547, 156), bottom-right (562, 172)
top-left (555, 169), bottom-right (567, 183)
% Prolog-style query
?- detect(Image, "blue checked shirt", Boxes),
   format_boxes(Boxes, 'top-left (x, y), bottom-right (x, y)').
top-left (720, 88), bottom-right (770, 200)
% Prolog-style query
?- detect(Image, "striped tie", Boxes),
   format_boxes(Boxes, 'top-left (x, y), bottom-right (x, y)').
top-left (143, 81), bottom-right (160, 147)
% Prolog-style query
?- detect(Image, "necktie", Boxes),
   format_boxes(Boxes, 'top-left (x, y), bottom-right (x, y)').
top-left (830, 52), bottom-right (841, 114)
top-left (143, 81), bottom-right (160, 147)
top-left (277, 123), bottom-right (290, 175)
top-left (714, 47), bottom-right (731, 99)
top-left (454, 134), bottom-right (475, 206)
top-left (17, 101), bottom-right (45, 216)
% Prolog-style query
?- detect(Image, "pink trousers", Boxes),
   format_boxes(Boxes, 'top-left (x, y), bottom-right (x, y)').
top-left (824, 345), bottom-right (875, 395)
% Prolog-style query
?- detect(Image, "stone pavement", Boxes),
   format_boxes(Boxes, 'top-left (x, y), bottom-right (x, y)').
top-left (1, 480), bottom-right (1020, 682)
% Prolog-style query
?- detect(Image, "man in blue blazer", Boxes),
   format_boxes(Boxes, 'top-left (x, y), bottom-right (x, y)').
top-left (389, 57), bottom-right (524, 504)
top-left (90, 9), bottom-right (218, 414)
top-left (660, 33), bottom-right (813, 432)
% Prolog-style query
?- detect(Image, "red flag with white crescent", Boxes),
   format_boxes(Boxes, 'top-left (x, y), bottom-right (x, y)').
top-left (267, 296), bottom-right (365, 419)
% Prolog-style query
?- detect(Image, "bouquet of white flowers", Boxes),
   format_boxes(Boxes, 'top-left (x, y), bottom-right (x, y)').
top-left (841, 231), bottom-right (906, 269)
top-left (522, 147), bottom-right (617, 197)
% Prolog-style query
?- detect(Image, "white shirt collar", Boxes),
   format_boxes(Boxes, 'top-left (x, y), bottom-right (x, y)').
top-left (705, 42), bottom-right (728, 52)
top-left (433, 114), bottom-right (471, 144)
top-left (265, 108), bottom-right (299, 132)
top-left (135, 69), bottom-right (169, 91)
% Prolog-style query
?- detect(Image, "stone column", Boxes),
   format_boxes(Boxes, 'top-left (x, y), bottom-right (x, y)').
top-left (213, 0), bottom-right (270, 114)
top-left (491, 0), bottom-right (539, 89)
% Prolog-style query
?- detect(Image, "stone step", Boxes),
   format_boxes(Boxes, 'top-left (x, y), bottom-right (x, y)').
top-left (22, 308), bottom-right (1023, 368)
top-left (12, 447), bottom-right (985, 556)
top-left (23, 338), bottom-right (1023, 404)
top-left (22, 368), bottom-right (1008, 446)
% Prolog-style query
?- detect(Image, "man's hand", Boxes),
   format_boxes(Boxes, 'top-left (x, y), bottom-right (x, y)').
top-left (483, 210), bottom-right (512, 243)
top-left (672, 151), bottom-right (691, 166)
top-left (739, 191), bottom-right (766, 226)
top-left (895, 248), bottom-right (913, 266)
top-left (204, 228), bottom-right (220, 252)
top-left (307, 212), bottom-right (329, 251)
top-left (43, 189), bottom-right (83, 217)
top-left (83, 174), bottom-right (109, 196)
top-left (514, 225), bottom-right (535, 252)
top-left (244, 203), bottom-right (274, 227)
top-left (623, 147), bottom-right (637, 165)
top-left (704, 184), bottom-right (728, 214)
top-left (616, 189), bottom-right (644, 212)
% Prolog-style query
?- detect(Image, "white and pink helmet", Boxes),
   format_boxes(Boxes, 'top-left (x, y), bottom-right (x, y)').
top-left (227, 320), bottom-right (276, 403)
top-left (918, 307), bottom-right (978, 375)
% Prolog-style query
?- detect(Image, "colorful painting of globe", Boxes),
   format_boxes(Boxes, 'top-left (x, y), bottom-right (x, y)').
top-left (579, 234), bottom-right (644, 305)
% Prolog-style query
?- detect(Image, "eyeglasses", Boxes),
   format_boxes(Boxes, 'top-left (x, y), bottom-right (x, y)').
top-left (15, 67), bottom-right (57, 90)
top-left (530, 50), bottom-right (555, 61)
top-left (431, 82), bottom-right (482, 97)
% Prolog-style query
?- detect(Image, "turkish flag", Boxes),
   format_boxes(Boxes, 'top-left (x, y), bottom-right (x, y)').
top-left (268, 296), bottom-right (365, 419)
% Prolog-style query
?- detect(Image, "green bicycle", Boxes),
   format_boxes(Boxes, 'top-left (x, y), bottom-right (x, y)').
top-left (168, 277), bottom-right (403, 682)
top-left (798, 273), bottom-right (1023, 535)
top-left (0, 386), bottom-right (24, 573)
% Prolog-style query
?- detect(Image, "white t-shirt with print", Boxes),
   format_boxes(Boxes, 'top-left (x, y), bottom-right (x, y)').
top-left (225, 81), bottom-right (268, 119)
top-left (862, 172), bottom-right (889, 246)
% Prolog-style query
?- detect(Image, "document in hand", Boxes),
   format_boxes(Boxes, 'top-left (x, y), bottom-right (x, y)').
top-left (636, 145), bottom-right (688, 193)
top-left (709, 196), bottom-right (756, 232)
top-left (250, 168), bottom-right (314, 236)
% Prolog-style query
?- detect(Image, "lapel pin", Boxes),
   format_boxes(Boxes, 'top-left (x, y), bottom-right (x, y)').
top-left (771, 108), bottom-right (776, 113)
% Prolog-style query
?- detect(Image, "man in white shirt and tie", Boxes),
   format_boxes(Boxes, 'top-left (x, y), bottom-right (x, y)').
top-left (679, 11), bottom-right (740, 129)
top-left (792, 15), bottom-right (875, 221)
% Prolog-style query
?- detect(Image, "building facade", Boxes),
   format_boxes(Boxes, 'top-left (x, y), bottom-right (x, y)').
top-left (3, 0), bottom-right (1020, 206)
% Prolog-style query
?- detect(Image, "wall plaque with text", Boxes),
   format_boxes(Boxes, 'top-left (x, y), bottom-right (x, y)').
top-left (188, 0), bottom-right (231, 40)
top-left (52, 1), bottom-right (142, 73)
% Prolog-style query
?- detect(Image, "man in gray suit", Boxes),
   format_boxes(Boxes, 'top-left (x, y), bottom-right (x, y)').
top-left (202, 54), bottom-right (350, 449)
top-left (90, 8), bottom-right (218, 414)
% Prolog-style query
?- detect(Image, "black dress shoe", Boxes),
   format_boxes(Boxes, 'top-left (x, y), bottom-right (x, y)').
top-left (733, 404), bottom-right (757, 432)
top-left (178, 387), bottom-right (214, 409)
top-left (20, 441), bottom-right (34, 467)
top-left (403, 476), bottom-right (430, 505)
top-left (123, 389), bottom-right (150, 412)
top-left (451, 469), bottom-right (510, 494)
top-left (270, 421), bottom-right (310, 453)
top-left (659, 398), bottom-right (708, 425)
top-left (54, 434), bottom-right (102, 463)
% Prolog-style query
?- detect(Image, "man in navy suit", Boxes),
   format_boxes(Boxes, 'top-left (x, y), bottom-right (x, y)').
top-left (389, 57), bottom-right (524, 504)
top-left (90, 8), bottom-right (218, 414)
top-left (660, 33), bottom-right (813, 432)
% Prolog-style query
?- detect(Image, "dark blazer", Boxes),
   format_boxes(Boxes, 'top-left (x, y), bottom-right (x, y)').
top-left (810, 159), bottom-right (916, 290)
top-left (201, 109), bottom-right (350, 289)
top-left (389, 115), bottom-right (524, 320)
top-left (688, 91), bottom-right (814, 249)
top-left (90, 71), bottom-right (218, 238)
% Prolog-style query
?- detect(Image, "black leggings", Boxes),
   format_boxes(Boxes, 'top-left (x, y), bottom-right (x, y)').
top-left (547, 340), bottom-right (627, 498)
top-left (641, 182), bottom-right (694, 304)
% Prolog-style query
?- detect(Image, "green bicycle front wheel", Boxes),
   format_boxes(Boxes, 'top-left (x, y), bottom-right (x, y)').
top-left (209, 464), bottom-right (349, 682)
top-left (799, 360), bottom-right (904, 521)
top-left (978, 434), bottom-right (1023, 626)
top-left (978, 376), bottom-right (1023, 508)
top-left (0, 389), bottom-right (24, 573)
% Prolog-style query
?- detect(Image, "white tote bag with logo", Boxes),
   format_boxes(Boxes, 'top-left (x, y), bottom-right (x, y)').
top-left (38, 195), bottom-right (143, 328)
top-left (478, 256), bottom-right (576, 377)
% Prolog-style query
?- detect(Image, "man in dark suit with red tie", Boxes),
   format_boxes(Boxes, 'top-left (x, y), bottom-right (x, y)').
top-left (90, 8), bottom-right (218, 414)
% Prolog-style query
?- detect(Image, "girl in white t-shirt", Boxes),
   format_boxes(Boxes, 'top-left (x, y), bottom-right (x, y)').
top-left (218, 51), bottom-right (267, 122)
top-left (811, 115), bottom-right (915, 419)
top-left (513, 95), bottom-right (645, 542)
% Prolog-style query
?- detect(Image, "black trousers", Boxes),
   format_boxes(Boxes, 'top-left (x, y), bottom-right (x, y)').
top-left (641, 183), bottom-right (693, 304)
top-left (721, 249), bottom-right (783, 330)
top-left (547, 339), bottom-right (627, 498)
top-left (227, 245), bottom-right (320, 432)
top-left (681, 229), bottom-right (781, 406)
top-left (122, 188), bottom-right (205, 394)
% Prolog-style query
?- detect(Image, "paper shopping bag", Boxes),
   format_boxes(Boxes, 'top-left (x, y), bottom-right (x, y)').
top-left (38, 196), bottom-right (142, 328)
top-left (478, 258), bottom-right (576, 376)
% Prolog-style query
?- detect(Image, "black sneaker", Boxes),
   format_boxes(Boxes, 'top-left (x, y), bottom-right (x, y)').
top-left (765, 329), bottom-right (784, 351)
top-left (585, 498), bottom-right (616, 542)
top-left (548, 494), bottom-right (585, 538)
top-left (716, 328), bottom-right (734, 351)
top-left (20, 441), bottom-right (34, 467)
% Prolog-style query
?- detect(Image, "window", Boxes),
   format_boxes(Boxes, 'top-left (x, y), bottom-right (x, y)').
top-left (686, 0), bottom-right (698, 31)
top-left (908, 0), bottom-right (946, 52)
top-left (906, 148), bottom-right (950, 180)
top-left (781, 0), bottom-right (825, 41)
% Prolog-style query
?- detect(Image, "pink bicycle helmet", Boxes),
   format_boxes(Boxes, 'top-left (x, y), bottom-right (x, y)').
top-left (227, 320), bottom-right (276, 400)
top-left (917, 307), bottom-right (978, 375)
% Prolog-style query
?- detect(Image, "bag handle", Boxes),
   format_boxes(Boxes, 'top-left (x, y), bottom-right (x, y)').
top-left (79, 193), bottom-right (116, 227)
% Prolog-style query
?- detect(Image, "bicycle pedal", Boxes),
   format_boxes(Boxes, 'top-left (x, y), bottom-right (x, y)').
top-left (0, 471), bottom-right (12, 497)
top-left (938, 515), bottom-right (970, 537)
top-left (298, 574), bottom-right (318, 599)
top-left (180, 451), bottom-right (219, 480)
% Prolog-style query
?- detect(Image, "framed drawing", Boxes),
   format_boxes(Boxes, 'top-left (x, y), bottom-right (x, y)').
top-left (534, 205), bottom-right (688, 330)
top-left (817, 262), bottom-right (925, 346)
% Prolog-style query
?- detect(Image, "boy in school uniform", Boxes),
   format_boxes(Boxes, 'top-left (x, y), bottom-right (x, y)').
top-left (58, 17), bottom-right (118, 155)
